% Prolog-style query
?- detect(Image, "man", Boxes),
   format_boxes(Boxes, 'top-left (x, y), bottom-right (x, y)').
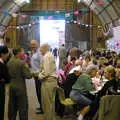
top-left (30, 40), bottom-right (43, 114)
top-left (53, 47), bottom-right (58, 60)
top-left (63, 65), bottom-right (82, 97)
top-left (56, 66), bottom-right (82, 117)
top-left (38, 43), bottom-right (58, 120)
top-left (59, 44), bottom-right (67, 70)
top-left (0, 46), bottom-right (10, 120)
top-left (7, 47), bottom-right (32, 120)
top-left (70, 65), bottom-right (98, 120)
top-left (64, 57), bottom-right (76, 77)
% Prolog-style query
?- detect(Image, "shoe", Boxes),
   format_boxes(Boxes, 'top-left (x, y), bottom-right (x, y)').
top-left (36, 111), bottom-right (44, 114)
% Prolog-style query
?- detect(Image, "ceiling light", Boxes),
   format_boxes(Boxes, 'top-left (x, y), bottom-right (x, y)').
top-left (78, 0), bottom-right (81, 3)
top-left (14, 0), bottom-right (30, 4)
top-left (25, 0), bottom-right (30, 3)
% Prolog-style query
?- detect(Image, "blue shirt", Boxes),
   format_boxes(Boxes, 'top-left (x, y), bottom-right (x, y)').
top-left (30, 48), bottom-right (42, 72)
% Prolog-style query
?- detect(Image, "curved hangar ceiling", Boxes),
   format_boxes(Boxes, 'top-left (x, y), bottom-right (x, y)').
top-left (0, 0), bottom-right (120, 29)
top-left (0, 0), bottom-right (30, 26)
top-left (78, 0), bottom-right (120, 26)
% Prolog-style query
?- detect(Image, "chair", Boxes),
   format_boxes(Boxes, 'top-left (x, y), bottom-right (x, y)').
top-left (98, 95), bottom-right (120, 120)
top-left (53, 86), bottom-right (76, 106)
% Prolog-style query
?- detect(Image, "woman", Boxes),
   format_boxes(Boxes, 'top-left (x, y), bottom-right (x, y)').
top-left (97, 65), bottom-right (118, 97)
top-left (38, 44), bottom-right (58, 120)
top-left (0, 46), bottom-right (10, 120)
top-left (79, 65), bottom-right (118, 120)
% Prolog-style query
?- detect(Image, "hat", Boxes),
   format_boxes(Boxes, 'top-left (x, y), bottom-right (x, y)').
top-left (69, 65), bottom-right (82, 74)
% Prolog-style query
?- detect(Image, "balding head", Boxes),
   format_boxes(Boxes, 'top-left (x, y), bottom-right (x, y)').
top-left (75, 59), bottom-right (83, 66)
top-left (40, 43), bottom-right (51, 56)
top-left (30, 40), bottom-right (39, 52)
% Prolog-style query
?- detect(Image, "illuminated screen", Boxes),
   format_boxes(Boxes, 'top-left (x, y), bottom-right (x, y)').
top-left (40, 20), bottom-right (65, 48)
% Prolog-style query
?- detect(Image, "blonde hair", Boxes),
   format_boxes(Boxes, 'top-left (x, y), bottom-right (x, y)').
top-left (104, 65), bottom-right (116, 79)
top-left (99, 57), bottom-right (108, 66)
top-left (116, 68), bottom-right (120, 72)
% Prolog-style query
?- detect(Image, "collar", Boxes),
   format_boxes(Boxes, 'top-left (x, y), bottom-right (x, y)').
top-left (0, 58), bottom-right (4, 63)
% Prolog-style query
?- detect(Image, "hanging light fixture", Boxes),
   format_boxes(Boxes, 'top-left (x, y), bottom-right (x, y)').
top-left (78, 0), bottom-right (81, 3)
top-left (24, 0), bottom-right (30, 3)
top-left (14, 0), bottom-right (30, 5)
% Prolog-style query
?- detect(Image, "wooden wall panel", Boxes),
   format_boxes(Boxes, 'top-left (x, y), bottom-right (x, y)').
top-left (21, 0), bottom-right (75, 11)
top-left (48, 0), bottom-right (54, 10)
top-left (90, 12), bottom-right (104, 49)
top-left (6, 0), bottom-right (77, 48)
top-left (57, 0), bottom-right (65, 10)
top-left (6, 0), bottom-right (103, 49)
top-left (5, 18), bottom-right (17, 48)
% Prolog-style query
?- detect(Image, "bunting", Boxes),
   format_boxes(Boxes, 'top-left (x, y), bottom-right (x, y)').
top-left (0, 9), bottom-right (90, 20)
top-left (0, 9), bottom-right (102, 36)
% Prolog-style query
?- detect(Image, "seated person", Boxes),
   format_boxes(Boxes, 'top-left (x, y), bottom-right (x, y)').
top-left (116, 68), bottom-right (120, 80)
top-left (56, 66), bottom-right (82, 117)
top-left (69, 59), bottom-right (83, 74)
top-left (116, 68), bottom-right (120, 90)
top-left (64, 57), bottom-right (76, 77)
top-left (62, 66), bottom-right (82, 97)
top-left (82, 55), bottom-right (92, 71)
top-left (79, 65), bottom-right (118, 120)
top-left (69, 65), bottom-right (98, 119)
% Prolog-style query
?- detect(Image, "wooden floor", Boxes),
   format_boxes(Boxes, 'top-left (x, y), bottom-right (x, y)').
top-left (4, 78), bottom-right (75, 120)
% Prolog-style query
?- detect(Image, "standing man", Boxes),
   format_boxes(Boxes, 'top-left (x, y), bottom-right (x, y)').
top-left (30, 40), bottom-right (43, 114)
top-left (59, 44), bottom-right (67, 70)
top-left (0, 46), bottom-right (10, 120)
top-left (38, 43), bottom-right (57, 120)
top-left (53, 47), bottom-right (58, 60)
top-left (7, 47), bottom-right (32, 120)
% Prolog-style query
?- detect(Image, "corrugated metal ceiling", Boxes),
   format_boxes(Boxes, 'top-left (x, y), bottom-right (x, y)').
top-left (0, 0), bottom-right (29, 26)
top-left (80, 0), bottom-right (120, 25)
top-left (0, 0), bottom-right (120, 26)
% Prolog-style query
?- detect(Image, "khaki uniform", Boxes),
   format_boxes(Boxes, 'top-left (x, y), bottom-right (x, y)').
top-left (39, 51), bottom-right (57, 120)
top-left (7, 56), bottom-right (31, 120)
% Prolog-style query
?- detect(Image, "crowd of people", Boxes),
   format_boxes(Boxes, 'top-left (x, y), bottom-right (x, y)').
top-left (57, 46), bottom-right (120, 120)
top-left (0, 40), bottom-right (58, 120)
top-left (0, 41), bottom-right (120, 120)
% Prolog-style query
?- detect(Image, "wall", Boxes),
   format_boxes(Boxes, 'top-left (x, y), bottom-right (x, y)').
top-left (21, 0), bottom-right (75, 11)
top-left (90, 12), bottom-right (105, 49)
top-left (5, 0), bottom-right (104, 50)
top-left (4, 17), bottom-right (17, 48)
